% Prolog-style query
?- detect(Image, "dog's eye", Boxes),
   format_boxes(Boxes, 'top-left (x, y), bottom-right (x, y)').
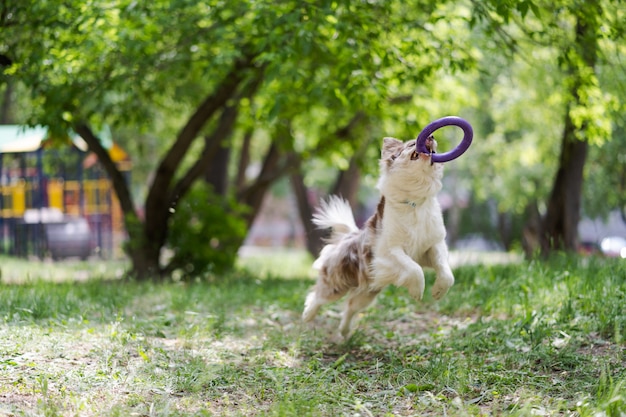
top-left (410, 151), bottom-right (419, 160)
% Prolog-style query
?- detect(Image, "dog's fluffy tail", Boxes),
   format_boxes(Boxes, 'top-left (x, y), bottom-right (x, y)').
top-left (313, 196), bottom-right (358, 241)
top-left (312, 196), bottom-right (358, 271)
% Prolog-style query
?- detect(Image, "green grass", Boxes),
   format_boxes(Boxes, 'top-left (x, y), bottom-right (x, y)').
top-left (0, 253), bottom-right (624, 416)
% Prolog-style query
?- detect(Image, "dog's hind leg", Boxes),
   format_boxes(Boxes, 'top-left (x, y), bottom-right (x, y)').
top-left (338, 289), bottom-right (379, 339)
top-left (302, 280), bottom-right (346, 323)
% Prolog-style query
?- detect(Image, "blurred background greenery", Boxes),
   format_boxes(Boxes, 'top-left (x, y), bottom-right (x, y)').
top-left (1, 0), bottom-right (625, 279)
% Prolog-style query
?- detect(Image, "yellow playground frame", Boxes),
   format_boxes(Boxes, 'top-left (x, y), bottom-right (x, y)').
top-left (0, 125), bottom-right (130, 259)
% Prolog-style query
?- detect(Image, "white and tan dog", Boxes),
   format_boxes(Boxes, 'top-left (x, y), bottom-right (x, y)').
top-left (302, 136), bottom-right (454, 338)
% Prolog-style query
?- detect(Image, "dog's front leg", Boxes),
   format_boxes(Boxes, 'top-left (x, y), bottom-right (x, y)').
top-left (372, 247), bottom-right (425, 300)
top-left (426, 241), bottom-right (455, 300)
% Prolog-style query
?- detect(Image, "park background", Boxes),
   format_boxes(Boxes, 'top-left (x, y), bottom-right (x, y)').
top-left (1, 1), bottom-right (625, 416)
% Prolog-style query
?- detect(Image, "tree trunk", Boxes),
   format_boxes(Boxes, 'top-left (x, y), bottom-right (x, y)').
top-left (237, 142), bottom-right (284, 228)
top-left (522, 201), bottom-right (541, 259)
top-left (205, 75), bottom-right (264, 198)
top-left (0, 80), bottom-right (13, 123)
top-left (205, 142), bottom-right (230, 196)
top-left (540, 118), bottom-right (588, 254)
top-left (127, 240), bottom-right (162, 281)
top-left (539, 7), bottom-right (597, 256)
top-left (291, 171), bottom-right (325, 257)
top-left (331, 157), bottom-right (360, 210)
top-left (293, 155), bottom-right (362, 258)
top-left (74, 123), bottom-right (137, 217)
top-left (73, 123), bottom-right (160, 279)
top-left (76, 58), bottom-right (257, 280)
top-left (142, 58), bottom-right (253, 278)
top-left (235, 129), bottom-right (253, 192)
top-left (291, 114), bottom-right (368, 257)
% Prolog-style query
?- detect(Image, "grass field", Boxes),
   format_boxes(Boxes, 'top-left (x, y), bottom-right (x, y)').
top-left (0, 252), bottom-right (624, 416)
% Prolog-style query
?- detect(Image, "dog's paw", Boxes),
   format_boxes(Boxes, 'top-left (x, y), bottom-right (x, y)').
top-left (431, 273), bottom-right (454, 300)
top-left (431, 284), bottom-right (449, 300)
top-left (302, 292), bottom-right (320, 322)
top-left (406, 280), bottom-right (425, 301)
top-left (338, 313), bottom-right (356, 339)
top-left (395, 269), bottom-right (425, 301)
top-left (302, 308), bottom-right (316, 323)
top-left (339, 324), bottom-right (352, 340)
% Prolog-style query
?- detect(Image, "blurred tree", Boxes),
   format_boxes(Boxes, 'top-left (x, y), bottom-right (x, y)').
top-left (2, 0), bottom-right (478, 279)
top-left (582, 34), bottom-right (626, 225)
top-left (470, 0), bottom-right (623, 256)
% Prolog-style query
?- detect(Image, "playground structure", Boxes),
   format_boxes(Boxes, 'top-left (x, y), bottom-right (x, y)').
top-left (0, 125), bottom-right (130, 259)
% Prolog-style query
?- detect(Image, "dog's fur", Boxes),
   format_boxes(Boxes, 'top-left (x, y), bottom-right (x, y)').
top-left (302, 136), bottom-right (454, 338)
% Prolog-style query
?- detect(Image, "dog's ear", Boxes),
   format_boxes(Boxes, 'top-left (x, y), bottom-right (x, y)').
top-left (381, 137), bottom-right (404, 160)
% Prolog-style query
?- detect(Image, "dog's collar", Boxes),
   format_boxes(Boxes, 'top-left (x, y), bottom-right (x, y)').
top-left (386, 197), bottom-right (426, 208)
top-left (402, 199), bottom-right (420, 208)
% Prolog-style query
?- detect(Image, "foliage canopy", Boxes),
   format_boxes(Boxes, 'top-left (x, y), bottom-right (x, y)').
top-left (1, 0), bottom-right (626, 273)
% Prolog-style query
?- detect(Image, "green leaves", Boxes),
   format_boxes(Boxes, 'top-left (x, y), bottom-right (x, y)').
top-left (166, 183), bottom-right (248, 280)
top-left (464, 0), bottom-right (625, 224)
top-left (5, 0), bottom-right (625, 255)
top-left (5, 0), bottom-right (480, 159)
top-left (517, 0), bottom-right (541, 19)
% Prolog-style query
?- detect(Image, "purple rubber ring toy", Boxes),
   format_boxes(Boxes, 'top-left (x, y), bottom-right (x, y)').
top-left (416, 116), bottom-right (473, 163)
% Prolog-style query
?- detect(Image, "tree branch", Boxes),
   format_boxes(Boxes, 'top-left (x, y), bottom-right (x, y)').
top-left (145, 54), bottom-right (255, 215)
top-left (73, 122), bottom-right (136, 217)
top-left (235, 128), bottom-right (254, 192)
top-left (237, 142), bottom-right (300, 227)
top-left (168, 68), bottom-right (265, 209)
top-left (168, 104), bottom-right (239, 208)
top-left (291, 169), bottom-right (325, 257)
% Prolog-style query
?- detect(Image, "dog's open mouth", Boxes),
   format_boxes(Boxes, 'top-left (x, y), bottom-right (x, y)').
top-left (411, 137), bottom-right (435, 160)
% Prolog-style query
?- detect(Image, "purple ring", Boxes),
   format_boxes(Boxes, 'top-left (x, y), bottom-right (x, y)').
top-left (416, 116), bottom-right (473, 163)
